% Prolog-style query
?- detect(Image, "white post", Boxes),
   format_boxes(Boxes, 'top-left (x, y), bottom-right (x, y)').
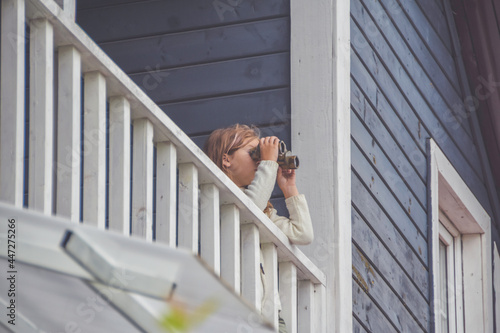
top-left (494, 243), bottom-right (500, 333)
top-left (462, 235), bottom-right (485, 333)
top-left (83, 71), bottom-right (106, 229)
top-left (56, 45), bottom-right (81, 222)
top-left (200, 183), bottom-right (220, 275)
top-left (261, 243), bottom-right (279, 330)
top-left (297, 280), bottom-right (314, 332)
top-left (155, 141), bottom-right (177, 246)
top-left (108, 96), bottom-right (131, 235)
top-left (0, 0), bottom-right (25, 207)
top-left (131, 118), bottom-right (154, 241)
top-left (313, 284), bottom-right (327, 333)
top-left (178, 163), bottom-right (199, 252)
top-left (220, 204), bottom-right (241, 293)
top-left (29, 18), bottom-right (54, 214)
top-left (241, 223), bottom-right (261, 311)
top-left (290, 0), bottom-right (351, 331)
top-left (279, 262), bottom-right (297, 333)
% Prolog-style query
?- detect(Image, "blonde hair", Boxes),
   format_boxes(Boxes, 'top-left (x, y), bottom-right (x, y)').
top-left (204, 124), bottom-right (274, 215)
top-left (204, 124), bottom-right (260, 174)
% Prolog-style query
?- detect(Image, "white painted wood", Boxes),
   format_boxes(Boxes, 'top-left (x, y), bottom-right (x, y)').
top-left (178, 163), bottom-right (199, 252)
top-left (82, 71), bottom-right (106, 229)
top-left (279, 262), bottom-right (297, 333)
top-left (26, 0), bottom-right (326, 287)
top-left (439, 179), bottom-right (485, 234)
top-left (313, 284), bottom-right (327, 333)
top-left (462, 234), bottom-right (484, 332)
top-left (297, 280), bottom-right (314, 333)
top-left (0, 0), bottom-right (26, 207)
top-left (438, 224), bottom-right (458, 333)
top-left (28, 18), bottom-right (53, 214)
top-left (453, 234), bottom-right (464, 333)
top-left (439, 210), bottom-right (460, 238)
top-left (290, 0), bottom-right (351, 331)
top-left (434, 142), bottom-right (490, 233)
top-left (481, 231), bottom-right (493, 333)
top-left (24, 0), bottom-right (326, 303)
top-left (220, 204), bottom-right (241, 293)
top-left (261, 243), bottom-right (278, 330)
top-left (494, 242), bottom-right (500, 333)
top-left (200, 183), bottom-right (220, 275)
top-left (241, 223), bottom-right (261, 311)
top-left (108, 96), bottom-right (131, 235)
top-left (0, 200), bottom-right (278, 333)
top-left (429, 140), bottom-right (442, 333)
top-left (57, 0), bottom-right (75, 20)
top-left (155, 141), bottom-right (177, 246)
top-left (56, 45), bottom-right (81, 222)
top-left (131, 119), bottom-right (154, 241)
top-left (429, 139), bottom-right (493, 333)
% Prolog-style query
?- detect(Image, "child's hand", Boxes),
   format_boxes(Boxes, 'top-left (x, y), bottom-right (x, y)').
top-left (259, 136), bottom-right (279, 161)
top-left (277, 167), bottom-right (299, 198)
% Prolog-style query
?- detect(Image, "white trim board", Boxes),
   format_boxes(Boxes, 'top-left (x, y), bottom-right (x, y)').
top-left (494, 242), bottom-right (500, 333)
top-left (429, 139), bottom-right (493, 333)
top-left (290, 0), bottom-right (351, 332)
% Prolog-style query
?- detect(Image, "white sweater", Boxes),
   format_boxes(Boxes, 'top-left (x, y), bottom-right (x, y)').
top-left (242, 160), bottom-right (314, 313)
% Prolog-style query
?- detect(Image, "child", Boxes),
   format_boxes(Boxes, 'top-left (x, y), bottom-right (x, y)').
top-left (204, 124), bottom-right (314, 332)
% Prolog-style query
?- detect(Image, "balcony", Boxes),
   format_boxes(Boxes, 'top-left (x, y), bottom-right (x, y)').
top-left (0, 0), bottom-right (326, 331)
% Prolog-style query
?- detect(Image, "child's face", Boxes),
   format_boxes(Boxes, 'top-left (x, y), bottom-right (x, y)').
top-left (225, 138), bottom-right (260, 187)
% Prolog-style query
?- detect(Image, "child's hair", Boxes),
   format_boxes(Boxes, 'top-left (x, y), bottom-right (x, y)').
top-left (204, 124), bottom-right (260, 174)
top-left (204, 124), bottom-right (274, 215)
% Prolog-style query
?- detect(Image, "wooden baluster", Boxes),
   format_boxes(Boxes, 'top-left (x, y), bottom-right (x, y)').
top-left (313, 284), bottom-right (326, 333)
top-left (131, 118), bottom-right (154, 241)
top-left (155, 141), bottom-right (177, 246)
top-left (200, 184), bottom-right (220, 275)
top-left (82, 71), bottom-right (106, 229)
top-left (261, 243), bottom-right (279, 330)
top-left (56, 45), bottom-right (81, 222)
top-left (279, 262), bottom-right (297, 333)
top-left (28, 18), bottom-right (54, 214)
top-left (178, 163), bottom-right (199, 252)
top-left (241, 223), bottom-right (261, 312)
top-left (297, 280), bottom-right (314, 332)
top-left (108, 96), bottom-right (131, 235)
top-left (220, 204), bottom-right (240, 293)
top-left (0, 0), bottom-right (25, 207)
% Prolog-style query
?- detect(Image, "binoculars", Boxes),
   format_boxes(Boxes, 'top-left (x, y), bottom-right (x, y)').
top-left (250, 141), bottom-right (300, 169)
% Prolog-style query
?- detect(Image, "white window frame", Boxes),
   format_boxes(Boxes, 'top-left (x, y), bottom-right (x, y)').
top-left (290, 0), bottom-right (351, 332)
top-left (429, 139), bottom-right (493, 333)
top-left (438, 213), bottom-right (463, 333)
top-left (494, 242), bottom-right (500, 333)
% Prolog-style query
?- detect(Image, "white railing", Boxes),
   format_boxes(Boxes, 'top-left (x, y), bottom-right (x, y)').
top-left (0, 0), bottom-right (327, 331)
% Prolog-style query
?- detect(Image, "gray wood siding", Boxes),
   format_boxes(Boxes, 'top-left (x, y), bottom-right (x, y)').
top-left (351, 0), bottom-right (496, 331)
top-left (76, 0), bottom-right (291, 212)
top-left (76, 0), bottom-right (291, 146)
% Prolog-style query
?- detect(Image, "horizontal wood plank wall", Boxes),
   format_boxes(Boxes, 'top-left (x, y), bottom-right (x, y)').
top-left (76, 0), bottom-right (290, 142)
top-left (77, 0), bottom-right (291, 213)
top-left (350, 0), bottom-right (495, 331)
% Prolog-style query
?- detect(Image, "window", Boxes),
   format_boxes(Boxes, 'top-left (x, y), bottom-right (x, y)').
top-left (429, 139), bottom-right (493, 333)
top-left (438, 226), bottom-right (451, 332)
top-left (438, 214), bottom-right (463, 332)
